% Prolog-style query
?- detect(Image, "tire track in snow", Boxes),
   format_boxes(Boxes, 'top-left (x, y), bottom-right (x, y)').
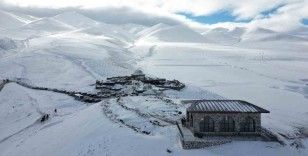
top-left (0, 81), bottom-right (83, 145)
top-left (101, 98), bottom-right (174, 135)
top-left (0, 118), bottom-right (42, 144)
top-left (101, 100), bottom-right (152, 134)
top-left (0, 81), bottom-right (48, 144)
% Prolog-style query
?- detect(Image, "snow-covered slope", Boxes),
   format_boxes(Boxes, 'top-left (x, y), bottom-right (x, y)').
top-left (136, 23), bottom-right (168, 37)
top-left (80, 23), bottom-right (135, 44)
top-left (259, 33), bottom-right (308, 42)
top-left (137, 23), bottom-right (210, 43)
top-left (288, 26), bottom-right (308, 38)
top-left (0, 83), bottom-right (85, 143)
top-left (52, 11), bottom-right (99, 28)
top-left (0, 37), bottom-right (26, 57)
top-left (241, 27), bottom-right (308, 42)
top-left (202, 27), bottom-right (308, 44)
top-left (21, 18), bottom-right (74, 32)
top-left (0, 10), bottom-right (28, 30)
top-left (202, 27), bottom-right (245, 45)
top-left (1, 17), bottom-right (74, 39)
top-left (0, 37), bottom-right (18, 50)
top-left (121, 23), bottom-right (147, 34)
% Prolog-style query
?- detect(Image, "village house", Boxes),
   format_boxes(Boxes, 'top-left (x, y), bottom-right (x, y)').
top-left (178, 100), bottom-right (270, 149)
top-left (183, 100), bottom-right (269, 137)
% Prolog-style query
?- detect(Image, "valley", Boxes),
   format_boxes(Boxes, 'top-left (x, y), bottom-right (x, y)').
top-left (0, 10), bottom-right (308, 156)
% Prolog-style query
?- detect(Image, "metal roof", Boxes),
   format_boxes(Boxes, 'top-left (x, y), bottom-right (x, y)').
top-left (186, 100), bottom-right (269, 113)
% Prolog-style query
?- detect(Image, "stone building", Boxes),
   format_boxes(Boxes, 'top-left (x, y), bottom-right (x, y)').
top-left (184, 100), bottom-right (269, 137)
top-left (131, 70), bottom-right (145, 80)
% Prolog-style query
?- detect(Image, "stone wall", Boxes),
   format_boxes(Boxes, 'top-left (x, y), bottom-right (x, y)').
top-left (187, 113), bottom-right (261, 136)
top-left (181, 139), bottom-right (231, 149)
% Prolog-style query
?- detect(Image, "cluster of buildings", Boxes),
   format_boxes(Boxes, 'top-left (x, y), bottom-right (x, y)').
top-left (95, 70), bottom-right (185, 96)
top-left (95, 70), bottom-right (272, 149)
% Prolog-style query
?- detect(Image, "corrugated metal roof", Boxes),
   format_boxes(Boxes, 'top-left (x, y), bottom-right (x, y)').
top-left (186, 100), bottom-right (269, 113)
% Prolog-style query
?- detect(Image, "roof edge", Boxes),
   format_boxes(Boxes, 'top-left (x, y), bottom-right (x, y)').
top-left (185, 99), bottom-right (270, 113)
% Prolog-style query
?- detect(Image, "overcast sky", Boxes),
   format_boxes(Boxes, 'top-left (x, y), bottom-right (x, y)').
top-left (1, 0), bottom-right (307, 31)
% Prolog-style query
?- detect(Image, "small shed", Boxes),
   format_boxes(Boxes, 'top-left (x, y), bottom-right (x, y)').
top-left (184, 100), bottom-right (269, 137)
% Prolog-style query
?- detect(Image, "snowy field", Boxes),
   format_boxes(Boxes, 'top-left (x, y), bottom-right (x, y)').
top-left (0, 10), bottom-right (308, 156)
top-left (133, 41), bottom-right (308, 139)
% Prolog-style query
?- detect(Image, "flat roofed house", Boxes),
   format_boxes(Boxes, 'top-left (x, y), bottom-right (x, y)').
top-left (184, 100), bottom-right (269, 137)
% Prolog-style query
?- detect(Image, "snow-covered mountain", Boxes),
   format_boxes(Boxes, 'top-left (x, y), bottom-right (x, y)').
top-left (137, 23), bottom-right (211, 43)
top-left (202, 27), bottom-right (246, 45)
top-left (121, 23), bottom-right (147, 34)
top-left (0, 10), bottom-right (30, 30)
top-left (202, 26), bottom-right (308, 44)
top-left (22, 18), bottom-right (75, 31)
top-left (241, 27), bottom-right (308, 42)
top-left (0, 9), bottom-right (308, 156)
top-left (52, 11), bottom-right (99, 28)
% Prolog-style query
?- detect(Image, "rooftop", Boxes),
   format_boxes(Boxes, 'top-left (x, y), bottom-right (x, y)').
top-left (186, 100), bottom-right (270, 113)
top-left (132, 70), bottom-right (145, 76)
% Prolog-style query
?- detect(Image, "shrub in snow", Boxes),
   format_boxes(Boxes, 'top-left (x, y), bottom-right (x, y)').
top-left (166, 149), bottom-right (172, 153)
top-left (0, 37), bottom-right (17, 50)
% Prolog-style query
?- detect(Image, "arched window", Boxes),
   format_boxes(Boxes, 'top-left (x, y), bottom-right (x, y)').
top-left (220, 116), bottom-right (235, 132)
top-left (190, 113), bottom-right (193, 127)
top-left (199, 116), bottom-right (215, 132)
top-left (240, 117), bottom-right (255, 132)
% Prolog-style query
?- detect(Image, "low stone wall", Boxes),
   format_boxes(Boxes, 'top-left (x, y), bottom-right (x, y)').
top-left (177, 122), bottom-right (231, 149)
top-left (181, 139), bottom-right (231, 149)
top-left (177, 122), bottom-right (279, 149)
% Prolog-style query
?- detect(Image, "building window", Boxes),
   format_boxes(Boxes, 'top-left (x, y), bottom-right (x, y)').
top-left (199, 116), bottom-right (215, 132)
top-left (240, 117), bottom-right (255, 132)
top-left (220, 116), bottom-right (235, 132)
top-left (190, 113), bottom-right (193, 127)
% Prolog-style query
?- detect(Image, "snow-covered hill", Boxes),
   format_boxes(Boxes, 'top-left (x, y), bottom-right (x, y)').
top-left (241, 27), bottom-right (308, 42)
top-left (202, 27), bottom-right (245, 45)
top-left (202, 26), bottom-right (308, 44)
top-left (79, 23), bottom-right (135, 44)
top-left (21, 18), bottom-right (74, 32)
top-left (0, 10), bottom-right (28, 30)
top-left (284, 26), bottom-right (308, 40)
top-left (0, 9), bottom-right (308, 156)
top-left (137, 23), bottom-right (211, 43)
top-left (52, 11), bottom-right (99, 28)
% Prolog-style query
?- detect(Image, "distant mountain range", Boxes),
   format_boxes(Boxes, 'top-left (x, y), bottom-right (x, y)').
top-left (1, 10), bottom-right (307, 45)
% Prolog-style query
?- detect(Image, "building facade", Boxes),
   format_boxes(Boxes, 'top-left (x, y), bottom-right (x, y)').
top-left (184, 100), bottom-right (269, 137)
